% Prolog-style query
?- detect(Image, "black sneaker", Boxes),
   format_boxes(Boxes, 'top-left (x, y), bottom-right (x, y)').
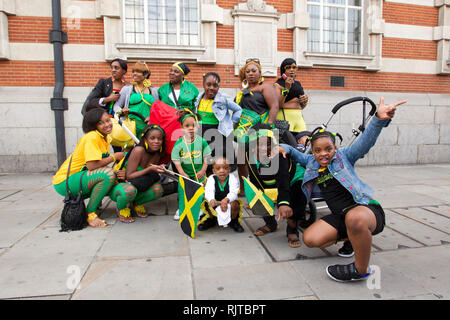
top-left (338, 240), bottom-right (354, 258)
top-left (198, 218), bottom-right (217, 231)
top-left (326, 262), bottom-right (371, 282)
top-left (229, 219), bottom-right (244, 233)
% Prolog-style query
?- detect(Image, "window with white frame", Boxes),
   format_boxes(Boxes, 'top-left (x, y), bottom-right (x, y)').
top-left (307, 0), bottom-right (363, 54)
top-left (123, 0), bottom-right (200, 46)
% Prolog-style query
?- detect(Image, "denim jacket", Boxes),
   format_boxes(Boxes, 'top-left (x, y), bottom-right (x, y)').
top-left (281, 116), bottom-right (391, 205)
top-left (194, 91), bottom-right (242, 137)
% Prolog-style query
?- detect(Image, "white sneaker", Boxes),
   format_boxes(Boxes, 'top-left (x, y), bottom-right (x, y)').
top-left (173, 209), bottom-right (180, 221)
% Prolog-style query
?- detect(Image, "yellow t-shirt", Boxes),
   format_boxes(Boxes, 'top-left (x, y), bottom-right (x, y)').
top-left (198, 99), bottom-right (219, 125)
top-left (52, 130), bottom-right (111, 185)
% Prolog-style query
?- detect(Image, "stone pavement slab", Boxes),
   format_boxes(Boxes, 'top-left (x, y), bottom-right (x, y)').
top-left (0, 165), bottom-right (449, 300)
top-left (372, 246), bottom-right (450, 299)
top-left (193, 261), bottom-right (315, 300)
top-left (0, 224), bottom-right (110, 299)
top-left (385, 210), bottom-right (450, 246)
top-left (391, 207), bottom-right (450, 235)
top-left (289, 253), bottom-right (435, 300)
top-left (188, 224), bottom-right (272, 269)
top-left (423, 205), bottom-right (450, 218)
top-left (96, 212), bottom-right (190, 259)
top-left (72, 256), bottom-right (194, 300)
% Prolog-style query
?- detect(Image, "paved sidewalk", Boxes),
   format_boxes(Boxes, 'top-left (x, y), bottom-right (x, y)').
top-left (0, 164), bottom-right (449, 300)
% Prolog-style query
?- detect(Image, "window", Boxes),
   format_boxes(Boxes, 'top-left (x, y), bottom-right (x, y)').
top-left (307, 0), bottom-right (363, 54)
top-left (123, 0), bottom-right (200, 46)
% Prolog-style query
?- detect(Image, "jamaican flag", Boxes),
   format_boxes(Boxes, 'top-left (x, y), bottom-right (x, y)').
top-left (178, 175), bottom-right (205, 238)
top-left (242, 177), bottom-right (275, 216)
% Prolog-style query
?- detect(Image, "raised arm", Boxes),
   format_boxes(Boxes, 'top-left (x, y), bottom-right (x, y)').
top-left (344, 97), bottom-right (406, 165)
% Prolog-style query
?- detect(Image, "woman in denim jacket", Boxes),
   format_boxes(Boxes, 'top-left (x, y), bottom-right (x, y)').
top-left (195, 72), bottom-right (242, 173)
top-left (276, 97), bottom-right (406, 282)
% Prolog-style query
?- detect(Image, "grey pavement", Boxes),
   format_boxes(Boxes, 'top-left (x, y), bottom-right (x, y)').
top-left (0, 164), bottom-right (449, 300)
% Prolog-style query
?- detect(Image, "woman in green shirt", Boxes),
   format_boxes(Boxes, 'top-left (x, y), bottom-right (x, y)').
top-left (157, 62), bottom-right (199, 111)
top-left (113, 61), bottom-right (158, 139)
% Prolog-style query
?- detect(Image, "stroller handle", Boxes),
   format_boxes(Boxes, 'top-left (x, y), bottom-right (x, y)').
top-left (331, 97), bottom-right (377, 116)
top-left (116, 110), bottom-right (147, 123)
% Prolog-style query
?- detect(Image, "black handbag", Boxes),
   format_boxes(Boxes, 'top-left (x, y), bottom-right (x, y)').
top-left (274, 107), bottom-right (290, 135)
top-left (59, 156), bottom-right (88, 232)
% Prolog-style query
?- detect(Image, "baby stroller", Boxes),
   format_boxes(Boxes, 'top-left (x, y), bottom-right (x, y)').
top-left (284, 96), bottom-right (378, 229)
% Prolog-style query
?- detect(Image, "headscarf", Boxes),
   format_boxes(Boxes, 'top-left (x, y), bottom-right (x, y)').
top-left (172, 62), bottom-right (190, 75)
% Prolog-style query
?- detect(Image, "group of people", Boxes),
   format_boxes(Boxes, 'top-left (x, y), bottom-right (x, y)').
top-left (53, 57), bottom-right (406, 283)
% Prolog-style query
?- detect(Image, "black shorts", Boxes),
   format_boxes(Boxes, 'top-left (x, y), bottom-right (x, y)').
top-left (321, 204), bottom-right (386, 241)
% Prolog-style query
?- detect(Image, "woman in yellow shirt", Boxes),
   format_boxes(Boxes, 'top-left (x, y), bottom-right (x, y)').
top-left (53, 108), bottom-right (124, 227)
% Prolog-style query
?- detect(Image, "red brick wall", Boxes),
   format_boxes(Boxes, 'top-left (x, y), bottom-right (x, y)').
top-left (1, 60), bottom-right (450, 93)
top-left (8, 16), bottom-right (104, 44)
top-left (382, 38), bottom-right (437, 61)
top-left (278, 29), bottom-right (293, 52)
top-left (2, 1), bottom-right (449, 94)
top-left (383, 2), bottom-right (439, 27)
top-left (216, 25), bottom-right (234, 49)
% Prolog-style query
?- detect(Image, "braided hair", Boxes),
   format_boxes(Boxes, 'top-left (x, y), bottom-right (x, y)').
top-left (139, 124), bottom-right (166, 154)
top-left (202, 72), bottom-right (221, 85)
top-left (309, 130), bottom-right (337, 147)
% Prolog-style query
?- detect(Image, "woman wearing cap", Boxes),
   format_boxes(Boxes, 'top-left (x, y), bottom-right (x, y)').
top-left (158, 62), bottom-right (199, 111)
top-left (234, 58), bottom-right (279, 196)
top-left (274, 58), bottom-right (309, 133)
top-left (113, 61), bottom-right (159, 139)
top-left (243, 123), bottom-right (307, 247)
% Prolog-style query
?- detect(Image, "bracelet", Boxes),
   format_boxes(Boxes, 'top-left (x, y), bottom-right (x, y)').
top-left (111, 154), bottom-right (116, 162)
top-left (281, 88), bottom-right (289, 96)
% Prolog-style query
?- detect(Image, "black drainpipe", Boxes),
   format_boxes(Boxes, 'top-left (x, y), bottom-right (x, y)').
top-left (50, 0), bottom-right (68, 167)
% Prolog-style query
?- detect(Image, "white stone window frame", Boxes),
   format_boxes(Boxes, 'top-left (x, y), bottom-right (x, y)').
top-left (306, 0), bottom-right (364, 55)
top-left (0, 0), bottom-right (15, 60)
top-left (434, 0), bottom-right (450, 74)
top-left (288, 0), bottom-right (384, 71)
top-left (96, 0), bottom-right (223, 63)
top-left (231, 1), bottom-right (280, 77)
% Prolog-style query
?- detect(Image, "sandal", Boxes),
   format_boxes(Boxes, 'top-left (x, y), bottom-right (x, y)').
top-left (134, 205), bottom-right (148, 218)
top-left (287, 234), bottom-right (302, 248)
top-left (87, 212), bottom-right (107, 228)
top-left (253, 225), bottom-right (277, 236)
top-left (117, 208), bottom-right (135, 224)
top-left (286, 221), bottom-right (301, 248)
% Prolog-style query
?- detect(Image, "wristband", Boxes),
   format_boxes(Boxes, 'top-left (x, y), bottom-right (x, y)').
top-left (281, 88), bottom-right (289, 96)
top-left (111, 154), bottom-right (116, 162)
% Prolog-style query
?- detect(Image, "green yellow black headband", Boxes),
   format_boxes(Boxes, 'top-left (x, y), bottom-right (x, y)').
top-left (248, 129), bottom-right (277, 144)
top-left (172, 62), bottom-right (190, 75)
top-left (181, 108), bottom-right (199, 124)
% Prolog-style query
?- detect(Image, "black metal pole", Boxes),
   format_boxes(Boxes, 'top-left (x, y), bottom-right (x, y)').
top-left (50, 0), bottom-right (68, 167)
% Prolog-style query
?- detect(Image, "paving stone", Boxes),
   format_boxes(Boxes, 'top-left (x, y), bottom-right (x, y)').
top-left (72, 256), bottom-right (194, 300)
top-left (0, 225), bottom-right (109, 299)
top-left (194, 262), bottom-right (314, 300)
top-left (391, 207), bottom-right (450, 235)
top-left (385, 210), bottom-right (450, 246)
top-left (289, 255), bottom-right (432, 300)
top-left (372, 226), bottom-right (424, 251)
top-left (0, 209), bottom-right (56, 248)
top-left (0, 190), bottom-right (21, 200)
top-left (373, 246), bottom-right (450, 299)
top-left (97, 215), bottom-right (190, 259)
top-left (189, 224), bottom-right (272, 269)
top-left (244, 217), bottom-right (328, 261)
top-left (422, 205), bottom-right (450, 218)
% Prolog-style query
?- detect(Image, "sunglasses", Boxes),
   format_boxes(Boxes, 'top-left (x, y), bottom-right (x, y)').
top-left (246, 58), bottom-right (261, 65)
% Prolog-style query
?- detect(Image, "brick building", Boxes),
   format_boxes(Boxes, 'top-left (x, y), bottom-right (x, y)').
top-left (0, 0), bottom-right (449, 172)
